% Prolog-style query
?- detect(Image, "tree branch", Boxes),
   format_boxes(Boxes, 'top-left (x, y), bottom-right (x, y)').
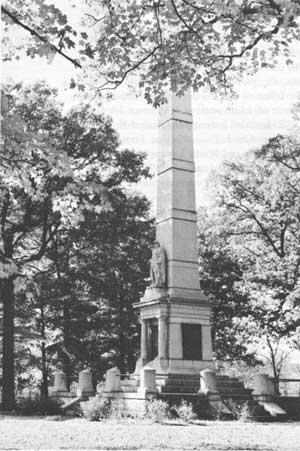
top-left (218, 16), bottom-right (283, 74)
top-left (97, 45), bottom-right (160, 91)
top-left (1, 6), bottom-right (82, 69)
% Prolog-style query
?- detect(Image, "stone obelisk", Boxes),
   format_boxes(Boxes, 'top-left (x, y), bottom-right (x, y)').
top-left (135, 90), bottom-right (213, 375)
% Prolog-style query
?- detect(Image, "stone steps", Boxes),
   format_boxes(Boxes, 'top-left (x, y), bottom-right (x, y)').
top-left (120, 373), bottom-right (252, 397)
top-left (118, 372), bottom-right (288, 422)
top-left (161, 385), bottom-right (198, 394)
top-left (158, 374), bottom-right (251, 397)
top-left (121, 386), bottom-right (139, 393)
top-left (121, 379), bottom-right (139, 387)
top-left (160, 380), bottom-right (199, 387)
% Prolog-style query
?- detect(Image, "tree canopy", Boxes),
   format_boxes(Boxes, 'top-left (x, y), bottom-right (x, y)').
top-left (198, 128), bottom-right (300, 367)
top-left (0, 81), bottom-right (153, 409)
top-left (2, 0), bottom-right (300, 105)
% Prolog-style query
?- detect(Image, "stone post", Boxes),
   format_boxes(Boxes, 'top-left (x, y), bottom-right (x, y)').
top-left (199, 368), bottom-right (219, 400)
top-left (138, 367), bottom-right (157, 397)
top-left (53, 371), bottom-right (68, 393)
top-left (77, 369), bottom-right (94, 397)
top-left (202, 326), bottom-right (213, 361)
top-left (252, 373), bottom-right (286, 417)
top-left (252, 374), bottom-right (276, 401)
top-left (158, 315), bottom-right (167, 359)
top-left (104, 367), bottom-right (121, 392)
top-left (141, 319), bottom-right (148, 363)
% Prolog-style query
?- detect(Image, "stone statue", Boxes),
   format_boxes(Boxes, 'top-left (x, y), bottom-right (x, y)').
top-left (150, 241), bottom-right (166, 286)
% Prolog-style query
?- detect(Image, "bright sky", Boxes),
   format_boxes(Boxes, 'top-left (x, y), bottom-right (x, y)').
top-left (3, 31), bottom-right (300, 213)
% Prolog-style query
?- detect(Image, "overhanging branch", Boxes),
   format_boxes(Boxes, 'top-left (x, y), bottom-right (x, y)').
top-left (1, 5), bottom-right (82, 69)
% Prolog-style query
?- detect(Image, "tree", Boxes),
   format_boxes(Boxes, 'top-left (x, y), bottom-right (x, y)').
top-left (30, 191), bottom-right (154, 390)
top-left (2, 1), bottom-right (300, 105)
top-left (69, 192), bottom-right (154, 377)
top-left (198, 207), bottom-right (256, 364)
top-left (199, 131), bottom-right (300, 364)
top-left (260, 335), bottom-right (294, 380)
top-left (0, 81), bottom-right (151, 409)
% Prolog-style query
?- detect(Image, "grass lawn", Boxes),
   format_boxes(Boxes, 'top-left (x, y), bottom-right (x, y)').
top-left (0, 416), bottom-right (299, 450)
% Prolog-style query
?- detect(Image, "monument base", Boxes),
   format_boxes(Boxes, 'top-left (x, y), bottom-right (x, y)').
top-left (134, 290), bottom-right (214, 377)
top-left (135, 356), bottom-right (213, 375)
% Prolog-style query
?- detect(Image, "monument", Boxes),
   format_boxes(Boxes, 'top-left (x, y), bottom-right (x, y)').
top-left (55, 90), bottom-right (286, 420)
top-left (134, 90), bottom-right (213, 375)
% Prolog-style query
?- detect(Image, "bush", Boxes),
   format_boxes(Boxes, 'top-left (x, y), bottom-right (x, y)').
top-left (175, 400), bottom-right (197, 423)
top-left (146, 399), bottom-right (169, 423)
top-left (222, 399), bottom-right (255, 422)
top-left (80, 397), bottom-right (111, 421)
top-left (17, 396), bottom-right (62, 416)
top-left (205, 400), bottom-right (234, 421)
top-left (109, 403), bottom-right (132, 420)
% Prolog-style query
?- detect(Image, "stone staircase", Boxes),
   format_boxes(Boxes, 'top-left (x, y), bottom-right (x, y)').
top-left (117, 372), bottom-right (289, 421)
top-left (157, 373), bottom-right (252, 399)
top-left (120, 373), bottom-right (252, 399)
top-left (216, 374), bottom-right (253, 400)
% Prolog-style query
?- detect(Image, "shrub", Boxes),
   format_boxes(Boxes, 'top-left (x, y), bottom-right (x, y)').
top-left (80, 397), bottom-right (111, 421)
top-left (205, 400), bottom-right (234, 421)
top-left (222, 399), bottom-right (254, 422)
top-left (17, 396), bottom-right (62, 416)
top-left (175, 400), bottom-right (197, 423)
top-left (146, 399), bottom-right (169, 423)
top-left (110, 404), bottom-right (131, 420)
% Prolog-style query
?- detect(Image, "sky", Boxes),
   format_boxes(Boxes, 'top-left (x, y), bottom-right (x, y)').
top-left (3, 20), bottom-right (300, 213)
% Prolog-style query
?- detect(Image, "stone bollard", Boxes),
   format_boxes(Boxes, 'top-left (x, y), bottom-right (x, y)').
top-left (53, 370), bottom-right (68, 392)
top-left (252, 373), bottom-right (276, 401)
top-left (104, 367), bottom-right (121, 392)
top-left (138, 367), bottom-right (157, 397)
top-left (199, 368), bottom-right (220, 400)
top-left (77, 369), bottom-right (94, 397)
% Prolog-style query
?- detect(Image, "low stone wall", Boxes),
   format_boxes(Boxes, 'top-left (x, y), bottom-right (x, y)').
top-left (277, 397), bottom-right (300, 419)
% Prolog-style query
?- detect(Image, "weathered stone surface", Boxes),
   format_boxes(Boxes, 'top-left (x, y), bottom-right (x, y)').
top-left (104, 367), bottom-right (121, 392)
top-left (53, 371), bottom-right (68, 393)
top-left (252, 374), bottom-right (276, 396)
top-left (199, 369), bottom-right (219, 398)
top-left (77, 369), bottom-right (94, 396)
top-left (138, 367), bottom-right (157, 397)
top-left (156, 90), bottom-right (205, 300)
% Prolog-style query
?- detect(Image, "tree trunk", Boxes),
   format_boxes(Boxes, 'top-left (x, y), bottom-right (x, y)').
top-left (63, 301), bottom-right (71, 390)
top-left (40, 341), bottom-right (48, 401)
top-left (40, 300), bottom-right (48, 401)
top-left (2, 277), bottom-right (15, 410)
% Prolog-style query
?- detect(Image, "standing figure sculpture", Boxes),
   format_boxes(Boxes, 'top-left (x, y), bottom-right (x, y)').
top-left (150, 241), bottom-right (166, 287)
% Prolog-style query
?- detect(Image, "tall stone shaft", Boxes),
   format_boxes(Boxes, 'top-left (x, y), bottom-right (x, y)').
top-left (156, 90), bottom-right (205, 301)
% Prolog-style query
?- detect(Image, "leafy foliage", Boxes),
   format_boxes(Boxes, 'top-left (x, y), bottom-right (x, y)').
top-left (2, 1), bottom-right (300, 105)
top-left (146, 398), bottom-right (169, 423)
top-left (198, 207), bottom-right (256, 363)
top-left (174, 400), bottom-right (197, 423)
top-left (0, 81), bottom-right (153, 409)
top-left (199, 129), bottom-right (300, 364)
top-left (80, 397), bottom-right (111, 421)
top-left (17, 394), bottom-right (62, 416)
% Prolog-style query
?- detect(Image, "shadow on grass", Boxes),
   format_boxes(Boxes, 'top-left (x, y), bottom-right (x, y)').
top-left (163, 420), bottom-right (207, 426)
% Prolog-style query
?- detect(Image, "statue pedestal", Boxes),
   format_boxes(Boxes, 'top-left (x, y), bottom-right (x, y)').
top-left (134, 291), bottom-right (214, 376)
